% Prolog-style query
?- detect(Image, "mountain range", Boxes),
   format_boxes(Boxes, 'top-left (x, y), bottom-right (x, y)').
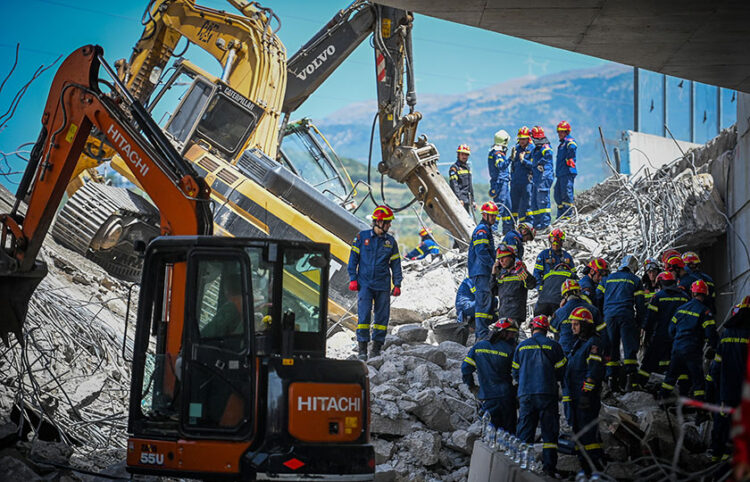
top-left (316, 63), bottom-right (634, 190)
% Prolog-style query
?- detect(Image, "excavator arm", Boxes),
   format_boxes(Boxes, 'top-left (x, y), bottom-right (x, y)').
top-left (0, 45), bottom-right (212, 344)
top-left (283, 1), bottom-right (474, 245)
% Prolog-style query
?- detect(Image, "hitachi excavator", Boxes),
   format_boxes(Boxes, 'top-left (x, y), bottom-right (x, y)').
top-left (0, 44), bottom-right (374, 480)
top-left (51, 1), bottom-right (473, 310)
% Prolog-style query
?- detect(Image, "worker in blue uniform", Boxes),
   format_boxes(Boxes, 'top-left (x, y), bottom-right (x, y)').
top-left (513, 315), bottom-right (567, 477)
top-left (462, 319), bottom-right (519, 432)
top-left (564, 307), bottom-right (606, 476)
top-left (510, 127), bottom-right (534, 224)
top-left (579, 258), bottom-right (609, 311)
top-left (468, 201), bottom-right (499, 340)
top-left (665, 255), bottom-right (700, 297)
top-left (503, 222), bottom-right (535, 261)
top-left (635, 271), bottom-right (689, 389)
top-left (533, 228), bottom-right (574, 286)
top-left (455, 277), bottom-right (476, 326)
top-left (348, 205), bottom-right (403, 360)
top-left (494, 244), bottom-right (536, 325)
top-left (710, 296), bottom-right (750, 462)
top-left (488, 129), bottom-right (513, 233)
top-left (641, 258), bottom-right (661, 303)
top-left (404, 227), bottom-right (440, 260)
top-left (602, 255), bottom-right (645, 392)
top-left (529, 126), bottom-right (554, 231)
top-left (660, 279), bottom-right (718, 402)
top-left (554, 121), bottom-right (577, 220)
top-left (449, 144), bottom-right (475, 214)
top-left (535, 262), bottom-right (576, 316)
top-left (550, 280), bottom-right (607, 355)
top-left (683, 251), bottom-right (716, 313)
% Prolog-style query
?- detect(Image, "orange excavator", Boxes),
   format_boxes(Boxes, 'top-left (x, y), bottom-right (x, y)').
top-left (0, 45), bottom-right (373, 480)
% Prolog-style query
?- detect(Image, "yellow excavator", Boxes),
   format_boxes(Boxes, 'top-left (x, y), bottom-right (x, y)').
top-left (51, 0), bottom-right (474, 327)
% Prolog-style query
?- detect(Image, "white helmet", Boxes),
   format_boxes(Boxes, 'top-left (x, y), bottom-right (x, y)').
top-left (494, 129), bottom-right (510, 147)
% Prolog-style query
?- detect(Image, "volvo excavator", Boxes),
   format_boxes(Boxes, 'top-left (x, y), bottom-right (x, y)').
top-left (0, 44), bottom-right (374, 480)
top-left (52, 1), bottom-right (473, 319)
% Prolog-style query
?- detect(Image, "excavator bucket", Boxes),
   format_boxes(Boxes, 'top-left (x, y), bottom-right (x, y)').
top-left (0, 260), bottom-right (47, 346)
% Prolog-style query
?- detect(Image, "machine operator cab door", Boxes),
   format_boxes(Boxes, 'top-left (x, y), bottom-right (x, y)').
top-left (127, 237), bottom-right (329, 474)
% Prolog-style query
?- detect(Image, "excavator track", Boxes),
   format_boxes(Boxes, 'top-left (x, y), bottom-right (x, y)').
top-left (51, 182), bottom-right (159, 282)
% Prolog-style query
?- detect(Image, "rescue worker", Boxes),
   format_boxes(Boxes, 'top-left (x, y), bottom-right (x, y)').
top-left (533, 228), bottom-right (574, 286)
top-left (512, 315), bottom-right (567, 477)
top-left (468, 202), bottom-right (499, 340)
top-left (488, 129), bottom-right (513, 233)
top-left (661, 249), bottom-right (681, 268)
top-left (665, 255), bottom-right (700, 296)
top-left (493, 244), bottom-right (536, 325)
top-left (641, 257), bottom-right (660, 302)
top-left (535, 262), bottom-right (576, 316)
top-left (659, 279), bottom-right (717, 402)
top-left (404, 227), bottom-right (440, 260)
top-left (635, 271), bottom-right (689, 389)
top-left (509, 127), bottom-right (534, 224)
top-left (455, 277), bottom-right (476, 326)
top-left (348, 205), bottom-right (403, 360)
top-left (682, 251), bottom-right (716, 313)
top-left (550, 280), bottom-right (606, 355)
top-left (580, 258), bottom-right (609, 311)
top-left (565, 307), bottom-right (606, 476)
top-left (503, 222), bottom-right (535, 262)
top-left (529, 126), bottom-right (554, 231)
top-left (710, 296), bottom-right (750, 462)
top-left (462, 319), bottom-right (519, 433)
top-left (449, 144), bottom-right (474, 214)
top-left (554, 121), bottom-right (577, 220)
top-left (602, 255), bottom-right (645, 392)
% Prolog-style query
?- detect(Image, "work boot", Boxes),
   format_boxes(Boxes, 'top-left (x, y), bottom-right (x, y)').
top-left (371, 341), bottom-right (384, 358)
top-left (357, 342), bottom-right (368, 361)
top-left (625, 374), bottom-right (640, 392)
top-left (607, 375), bottom-right (620, 394)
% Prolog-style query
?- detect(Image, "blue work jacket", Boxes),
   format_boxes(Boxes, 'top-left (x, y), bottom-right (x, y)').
top-left (556, 135), bottom-right (578, 177)
top-left (550, 296), bottom-right (606, 354)
top-left (405, 237), bottom-right (440, 260)
top-left (533, 248), bottom-right (574, 285)
top-left (602, 269), bottom-right (645, 324)
top-left (348, 229), bottom-right (403, 291)
top-left (462, 337), bottom-right (516, 400)
top-left (510, 143), bottom-right (533, 186)
top-left (642, 286), bottom-right (689, 339)
top-left (669, 298), bottom-right (717, 355)
top-left (531, 142), bottom-right (554, 184)
top-left (503, 230), bottom-right (524, 260)
top-left (564, 334), bottom-right (605, 399)
top-left (468, 220), bottom-right (496, 277)
top-left (512, 333), bottom-right (566, 397)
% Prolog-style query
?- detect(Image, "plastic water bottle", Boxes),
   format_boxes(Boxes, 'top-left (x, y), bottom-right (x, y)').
top-left (513, 441), bottom-right (523, 464)
top-left (519, 443), bottom-right (529, 469)
top-left (480, 411), bottom-right (491, 439)
top-left (505, 435), bottom-right (515, 457)
top-left (491, 428), bottom-right (503, 450)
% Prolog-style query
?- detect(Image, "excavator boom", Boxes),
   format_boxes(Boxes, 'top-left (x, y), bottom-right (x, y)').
top-left (0, 45), bottom-right (212, 344)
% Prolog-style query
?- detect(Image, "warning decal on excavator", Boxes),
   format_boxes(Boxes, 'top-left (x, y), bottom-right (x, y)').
top-left (376, 51), bottom-right (386, 82)
top-left (64, 123), bottom-right (78, 143)
top-left (288, 382), bottom-right (363, 442)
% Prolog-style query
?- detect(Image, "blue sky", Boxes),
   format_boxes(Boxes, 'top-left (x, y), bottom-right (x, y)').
top-left (0, 0), bottom-right (609, 185)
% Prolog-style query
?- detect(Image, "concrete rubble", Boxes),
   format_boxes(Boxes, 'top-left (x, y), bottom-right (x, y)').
top-left (0, 126), bottom-right (736, 480)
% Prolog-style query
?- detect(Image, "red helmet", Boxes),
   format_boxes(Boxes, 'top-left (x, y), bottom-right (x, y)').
top-left (665, 255), bottom-right (685, 269)
top-left (481, 201), bottom-right (499, 216)
top-left (557, 121), bottom-right (572, 132)
top-left (656, 271), bottom-right (676, 283)
top-left (569, 306), bottom-right (594, 324)
top-left (682, 251), bottom-right (701, 265)
top-left (588, 258), bottom-right (608, 274)
top-left (531, 126), bottom-right (546, 139)
top-left (419, 227), bottom-right (431, 237)
top-left (549, 228), bottom-right (566, 244)
top-left (691, 279), bottom-right (709, 295)
top-left (517, 126), bottom-right (531, 139)
top-left (561, 279), bottom-right (581, 297)
top-left (489, 318), bottom-right (518, 335)
top-left (456, 144), bottom-right (471, 155)
top-left (496, 244), bottom-right (515, 259)
top-left (661, 249), bottom-right (681, 266)
top-left (518, 222), bottom-right (535, 239)
top-left (531, 315), bottom-right (550, 330)
top-left (372, 205), bottom-right (394, 222)
top-left (732, 296), bottom-right (750, 316)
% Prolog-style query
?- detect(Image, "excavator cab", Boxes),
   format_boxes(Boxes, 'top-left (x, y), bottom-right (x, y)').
top-left (128, 236), bottom-right (373, 479)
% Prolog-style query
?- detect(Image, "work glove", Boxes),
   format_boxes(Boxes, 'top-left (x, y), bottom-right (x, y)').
top-left (536, 164), bottom-right (544, 173)
top-left (349, 280), bottom-right (359, 291)
top-left (392, 286), bottom-right (401, 297)
top-left (704, 346), bottom-right (716, 361)
top-left (582, 380), bottom-right (595, 392)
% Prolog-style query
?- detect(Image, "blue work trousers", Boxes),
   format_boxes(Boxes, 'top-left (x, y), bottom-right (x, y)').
top-left (356, 287), bottom-right (390, 343)
top-left (711, 404), bottom-right (737, 460)
top-left (483, 396), bottom-right (517, 434)
top-left (661, 350), bottom-right (705, 400)
top-left (511, 181), bottom-right (532, 224)
top-left (554, 175), bottom-right (576, 220)
top-left (530, 178), bottom-right (552, 230)
top-left (493, 180), bottom-right (514, 234)
top-left (517, 394), bottom-right (559, 474)
top-left (637, 336), bottom-right (672, 384)
top-left (605, 316), bottom-right (639, 377)
top-left (571, 394), bottom-right (604, 475)
top-left (471, 275), bottom-right (493, 340)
